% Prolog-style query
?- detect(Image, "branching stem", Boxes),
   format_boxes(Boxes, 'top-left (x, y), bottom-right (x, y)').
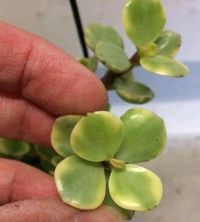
top-left (101, 52), bottom-right (140, 90)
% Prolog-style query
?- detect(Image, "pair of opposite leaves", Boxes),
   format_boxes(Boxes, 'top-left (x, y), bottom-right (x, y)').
top-left (51, 108), bottom-right (166, 217)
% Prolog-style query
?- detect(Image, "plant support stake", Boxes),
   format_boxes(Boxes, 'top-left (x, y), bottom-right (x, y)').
top-left (69, 0), bottom-right (89, 57)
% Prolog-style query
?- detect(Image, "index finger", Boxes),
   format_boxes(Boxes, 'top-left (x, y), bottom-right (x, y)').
top-left (0, 21), bottom-right (107, 115)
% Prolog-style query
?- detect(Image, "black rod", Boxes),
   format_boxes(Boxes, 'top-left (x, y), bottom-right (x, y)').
top-left (69, 0), bottom-right (89, 57)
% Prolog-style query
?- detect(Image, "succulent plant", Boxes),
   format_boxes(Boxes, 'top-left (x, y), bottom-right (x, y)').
top-left (82, 0), bottom-right (188, 104)
top-left (51, 108), bottom-right (166, 219)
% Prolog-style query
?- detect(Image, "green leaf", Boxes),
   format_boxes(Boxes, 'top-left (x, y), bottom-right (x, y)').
top-left (95, 41), bottom-right (131, 73)
top-left (155, 30), bottom-right (181, 58)
top-left (85, 23), bottom-right (124, 50)
top-left (35, 146), bottom-right (62, 175)
top-left (140, 55), bottom-right (189, 77)
top-left (0, 138), bottom-right (30, 159)
top-left (120, 71), bottom-right (134, 81)
top-left (109, 164), bottom-right (163, 211)
top-left (70, 111), bottom-right (124, 162)
top-left (36, 146), bottom-right (59, 161)
top-left (51, 115), bottom-right (82, 158)
top-left (103, 171), bottom-right (135, 220)
top-left (40, 160), bottom-right (55, 175)
top-left (20, 144), bottom-right (38, 165)
top-left (115, 108), bottom-right (166, 163)
top-left (51, 155), bottom-right (63, 167)
top-left (142, 43), bottom-right (158, 57)
top-left (113, 77), bottom-right (154, 104)
top-left (54, 155), bottom-right (106, 209)
top-left (122, 0), bottom-right (166, 48)
top-left (79, 56), bottom-right (98, 71)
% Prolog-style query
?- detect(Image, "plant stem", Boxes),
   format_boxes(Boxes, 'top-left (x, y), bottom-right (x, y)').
top-left (101, 52), bottom-right (140, 90)
top-left (69, 0), bottom-right (89, 57)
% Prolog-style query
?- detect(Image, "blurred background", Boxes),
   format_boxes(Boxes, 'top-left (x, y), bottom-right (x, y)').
top-left (0, 0), bottom-right (200, 221)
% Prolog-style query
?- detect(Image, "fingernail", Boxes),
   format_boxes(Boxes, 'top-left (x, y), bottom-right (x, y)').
top-left (75, 206), bottom-right (123, 222)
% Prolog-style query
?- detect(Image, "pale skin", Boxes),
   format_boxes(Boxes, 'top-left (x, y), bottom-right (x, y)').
top-left (0, 21), bottom-right (122, 222)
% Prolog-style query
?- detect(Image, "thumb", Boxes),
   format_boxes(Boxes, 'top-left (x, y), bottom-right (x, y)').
top-left (0, 159), bottom-right (123, 222)
top-left (0, 199), bottom-right (122, 222)
top-left (76, 206), bottom-right (123, 222)
top-left (0, 199), bottom-right (78, 222)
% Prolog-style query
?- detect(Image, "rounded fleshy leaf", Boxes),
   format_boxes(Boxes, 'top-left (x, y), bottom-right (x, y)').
top-left (113, 77), bottom-right (154, 104)
top-left (79, 56), bottom-right (98, 71)
top-left (140, 55), bottom-right (189, 77)
top-left (85, 23), bottom-right (124, 50)
top-left (123, 0), bottom-right (166, 48)
top-left (54, 155), bottom-right (106, 209)
top-left (95, 41), bottom-right (131, 73)
top-left (155, 30), bottom-right (181, 58)
top-left (51, 115), bottom-right (82, 157)
top-left (103, 171), bottom-right (135, 220)
top-left (70, 111), bottom-right (124, 162)
top-left (115, 108), bottom-right (166, 163)
top-left (0, 138), bottom-right (30, 158)
top-left (109, 164), bottom-right (163, 211)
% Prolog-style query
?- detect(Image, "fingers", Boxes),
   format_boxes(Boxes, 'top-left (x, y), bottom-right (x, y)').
top-left (0, 199), bottom-right (122, 222)
top-left (0, 159), bottom-right (123, 222)
top-left (0, 158), bottom-right (58, 204)
top-left (0, 199), bottom-right (78, 222)
top-left (0, 21), bottom-right (107, 115)
top-left (77, 206), bottom-right (123, 222)
top-left (0, 92), bottom-right (54, 146)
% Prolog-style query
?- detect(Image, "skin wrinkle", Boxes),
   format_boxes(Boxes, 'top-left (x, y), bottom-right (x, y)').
top-left (0, 156), bottom-right (122, 222)
top-left (21, 50), bottom-right (83, 115)
top-left (0, 165), bottom-right (14, 205)
top-left (0, 93), bottom-right (25, 139)
top-left (33, 71), bottom-right (77, 115)
top-left (25, 52), bottom-right (85, 115)
top-left (0, 93), bottom-right (54, 146)
top-left (0, 159), bottom-right (58, 203)
top-left (0, 23), bottom-right (33, 93)
top-left (19, 39), bottom-right (61, 112)
top-left (19, 37), bottom-right (89, 115)
top-left (0, 21), bottom-right (107, 116)
top-left (17, 99), bottom-right (32, 142)
top-left (0, 199), bottom-right (80, 222)
top-left (18, 38), bottom-right (33, 96)
top-left (7, 168), bottom-right (15, 204)
top-left (16, 100), bottom-right (53, 146)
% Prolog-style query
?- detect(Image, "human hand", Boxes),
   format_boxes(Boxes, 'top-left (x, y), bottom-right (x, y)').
top-left (0, 21), bottom-right (122, 222)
